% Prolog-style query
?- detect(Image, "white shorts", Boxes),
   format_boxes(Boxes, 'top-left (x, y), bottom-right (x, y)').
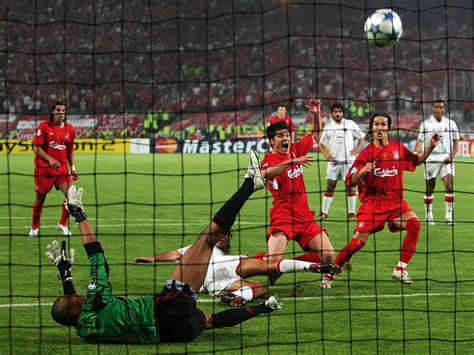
top-left (202, 257), bottom-right (243, 296)
top-left (326, 162), bottom-right (351, 181)
top-left (424, 161), bottom-right (455, 180)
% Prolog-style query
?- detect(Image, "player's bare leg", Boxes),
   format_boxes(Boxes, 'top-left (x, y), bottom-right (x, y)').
top-left (170, 222), bottom-right (226, 292)
top-left (424, 178), bottom-right (436, 225)
top-left (306, 231), bottom-right (335, 264)
top-left (391, 211), bottom-right (421, 284)
top-left (265, 232), bottom-right (288, 284)
top-left (172, 151), bottom-right (265, 292)
top-left (320, 180), bottom-right (337, 218)
top-left (442, 174), bottom-right (454, 225)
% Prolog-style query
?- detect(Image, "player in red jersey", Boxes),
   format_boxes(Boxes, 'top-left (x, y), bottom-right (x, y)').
top-left (268, 106), bottom-right (296, 142)
top-left (29, 102), bottom-right (78, 237)
top-left (320, 113), bottom-right (440, 288)
top-left (261, 99), bottom-right (335, 284)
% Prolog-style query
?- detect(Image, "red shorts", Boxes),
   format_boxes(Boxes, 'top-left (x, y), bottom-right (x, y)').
top-left (355, 199), bottom-right (413, 234)
top-left (34, 166), bottom-right (72, 194)
top-left (267, 220), bottom-right (327, 251)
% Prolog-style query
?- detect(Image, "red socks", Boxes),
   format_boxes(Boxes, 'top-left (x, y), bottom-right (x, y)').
top-left (334, 238), bottom-right (366, 266)
top-left (59, 199), bottom-right (70, 226)
top-left (32, 201), bottom-right (43, 228)
top-left (400, 218), bottom-right (421, 264)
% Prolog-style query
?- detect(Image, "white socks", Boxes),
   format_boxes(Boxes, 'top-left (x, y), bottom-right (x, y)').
top-left (276, 259), bottom-right (314, 274)
top-left (233, 286), bottom-right (254, 301)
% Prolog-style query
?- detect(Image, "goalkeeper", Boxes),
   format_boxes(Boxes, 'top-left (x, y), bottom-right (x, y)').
top-left (47, 152), bottom-right (284, 344)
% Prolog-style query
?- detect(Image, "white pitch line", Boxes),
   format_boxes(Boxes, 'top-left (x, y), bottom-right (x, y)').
top-left (2, 292), bottom-right (473, 309)
top-left (0, 221), bottom-right (261, 229)
top-left (0, 216), bottom-right (261, 224)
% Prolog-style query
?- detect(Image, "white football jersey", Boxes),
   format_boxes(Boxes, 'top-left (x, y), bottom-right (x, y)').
top-left (319, 118), bottom-right (365, 163)
top-left (417, 115), bottom-right (460, 160)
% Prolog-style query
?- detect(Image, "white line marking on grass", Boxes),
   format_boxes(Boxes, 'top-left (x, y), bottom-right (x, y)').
top-left (0, 221), bottom-right (261, 229)
top-left (2, 292), bottom-right (474, 309)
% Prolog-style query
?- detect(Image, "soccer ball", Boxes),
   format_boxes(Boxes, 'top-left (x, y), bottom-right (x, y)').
top-left (364, 9), bottom-right (403, 47)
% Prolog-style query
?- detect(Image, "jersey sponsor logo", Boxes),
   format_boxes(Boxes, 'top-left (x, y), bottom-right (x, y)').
top-left (49, 141), bottom-right (66, 150)
top-left (373, 166), bottom-right (398, 177)
top-left (287, 166), bottom-right (303, 179)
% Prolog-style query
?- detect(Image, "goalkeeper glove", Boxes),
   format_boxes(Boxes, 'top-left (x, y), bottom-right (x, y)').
top-left (46, 240), bottom-right (75, 282)
top-left (65, 185), bottom-right (87, 223)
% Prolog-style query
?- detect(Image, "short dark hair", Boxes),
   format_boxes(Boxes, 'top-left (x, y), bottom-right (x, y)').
top-left (266, 121), bottom-right (289, 140)
top-left (331, 103), bottom-right (345, 113)
top-left (433, 99), bottom-right (445, 106)
top-left (51, 296), bottom-right (77, 326)
top-left (50, 101), bottom-right (67, 121)
top-left (367, 112), bottom-right (392, 138)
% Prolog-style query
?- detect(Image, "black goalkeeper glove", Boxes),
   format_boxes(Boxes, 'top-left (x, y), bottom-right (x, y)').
top-left (46, 240), bottom-right (75, 282)
top-left (65, 185), bottom-right (87, 223)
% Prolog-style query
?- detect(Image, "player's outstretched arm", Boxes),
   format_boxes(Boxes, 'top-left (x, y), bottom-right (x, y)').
top-left (46, 240), bottom-right (77, 295)
top-left (135, 250), bottom-right (182, 263)
top-left (65, 186), bottom-right (96, 245)
top-left (262, 155), bottom-right (315, 180)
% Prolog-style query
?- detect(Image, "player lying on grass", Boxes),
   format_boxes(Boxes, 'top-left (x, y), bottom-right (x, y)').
top-left (47, 154), bottom-right (286, 344)
top-left (135, 234), bottom-right (337, 306)
top-left (320, 113), bottom-right (441, 288)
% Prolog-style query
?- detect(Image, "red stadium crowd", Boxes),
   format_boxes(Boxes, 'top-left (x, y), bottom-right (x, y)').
top-left (0, 0), bottom-right (471, 139)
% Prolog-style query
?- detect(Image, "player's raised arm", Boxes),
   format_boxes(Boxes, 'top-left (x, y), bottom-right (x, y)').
top-left (65, 186), bottom-right (95, 244)
top-left (306, 98), bottom-right (323, 142)
top-left (46, 240), bottom-right (77, 296)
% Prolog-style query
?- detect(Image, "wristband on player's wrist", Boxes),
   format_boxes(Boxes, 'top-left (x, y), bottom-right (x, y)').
top-left (68, 205), bottom-right (87, 223)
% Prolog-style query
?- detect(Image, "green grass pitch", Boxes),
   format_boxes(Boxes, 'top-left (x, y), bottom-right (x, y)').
top-left (1, 153), bottom-right (473, 354)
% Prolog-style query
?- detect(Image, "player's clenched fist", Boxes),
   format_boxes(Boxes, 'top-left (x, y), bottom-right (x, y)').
top-left (361, 162), bottom-right (374, 175)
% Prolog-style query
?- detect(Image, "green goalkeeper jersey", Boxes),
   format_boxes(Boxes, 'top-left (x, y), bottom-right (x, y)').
top-left (76, 251), bottom-right (160, 344)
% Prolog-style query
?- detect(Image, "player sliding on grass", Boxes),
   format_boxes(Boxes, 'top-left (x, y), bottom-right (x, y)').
top-left (320, 113), bottom-right (441, 288)
top-left (135, 232), bottom-right (337, 306)
top-left (261, 98), bottom-right (335, 284)
top-left (46, 152), bottom-right (335, 344)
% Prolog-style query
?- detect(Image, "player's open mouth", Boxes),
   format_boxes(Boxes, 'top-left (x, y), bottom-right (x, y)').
top-left (282, 142), bottom-right (289, 149)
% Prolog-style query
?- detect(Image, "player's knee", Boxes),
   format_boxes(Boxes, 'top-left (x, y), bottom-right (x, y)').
top-left (321, 249), bottom-right (335, 263)
top-left (406, 217), bottom-right (421, 235)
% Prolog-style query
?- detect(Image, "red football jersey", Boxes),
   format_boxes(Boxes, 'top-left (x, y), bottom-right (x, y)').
top-left (268, 115), bottom-right (296, 132)
top-left (345, 140), bottom-right (419, 202)
top-left (33, 120), bottom-right (75, 168)
top-left (261, 135), bottom-right (314, 225)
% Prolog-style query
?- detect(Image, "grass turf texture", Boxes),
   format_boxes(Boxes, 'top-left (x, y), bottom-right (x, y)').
top-left (1, 153), bottom-right (473, 354)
